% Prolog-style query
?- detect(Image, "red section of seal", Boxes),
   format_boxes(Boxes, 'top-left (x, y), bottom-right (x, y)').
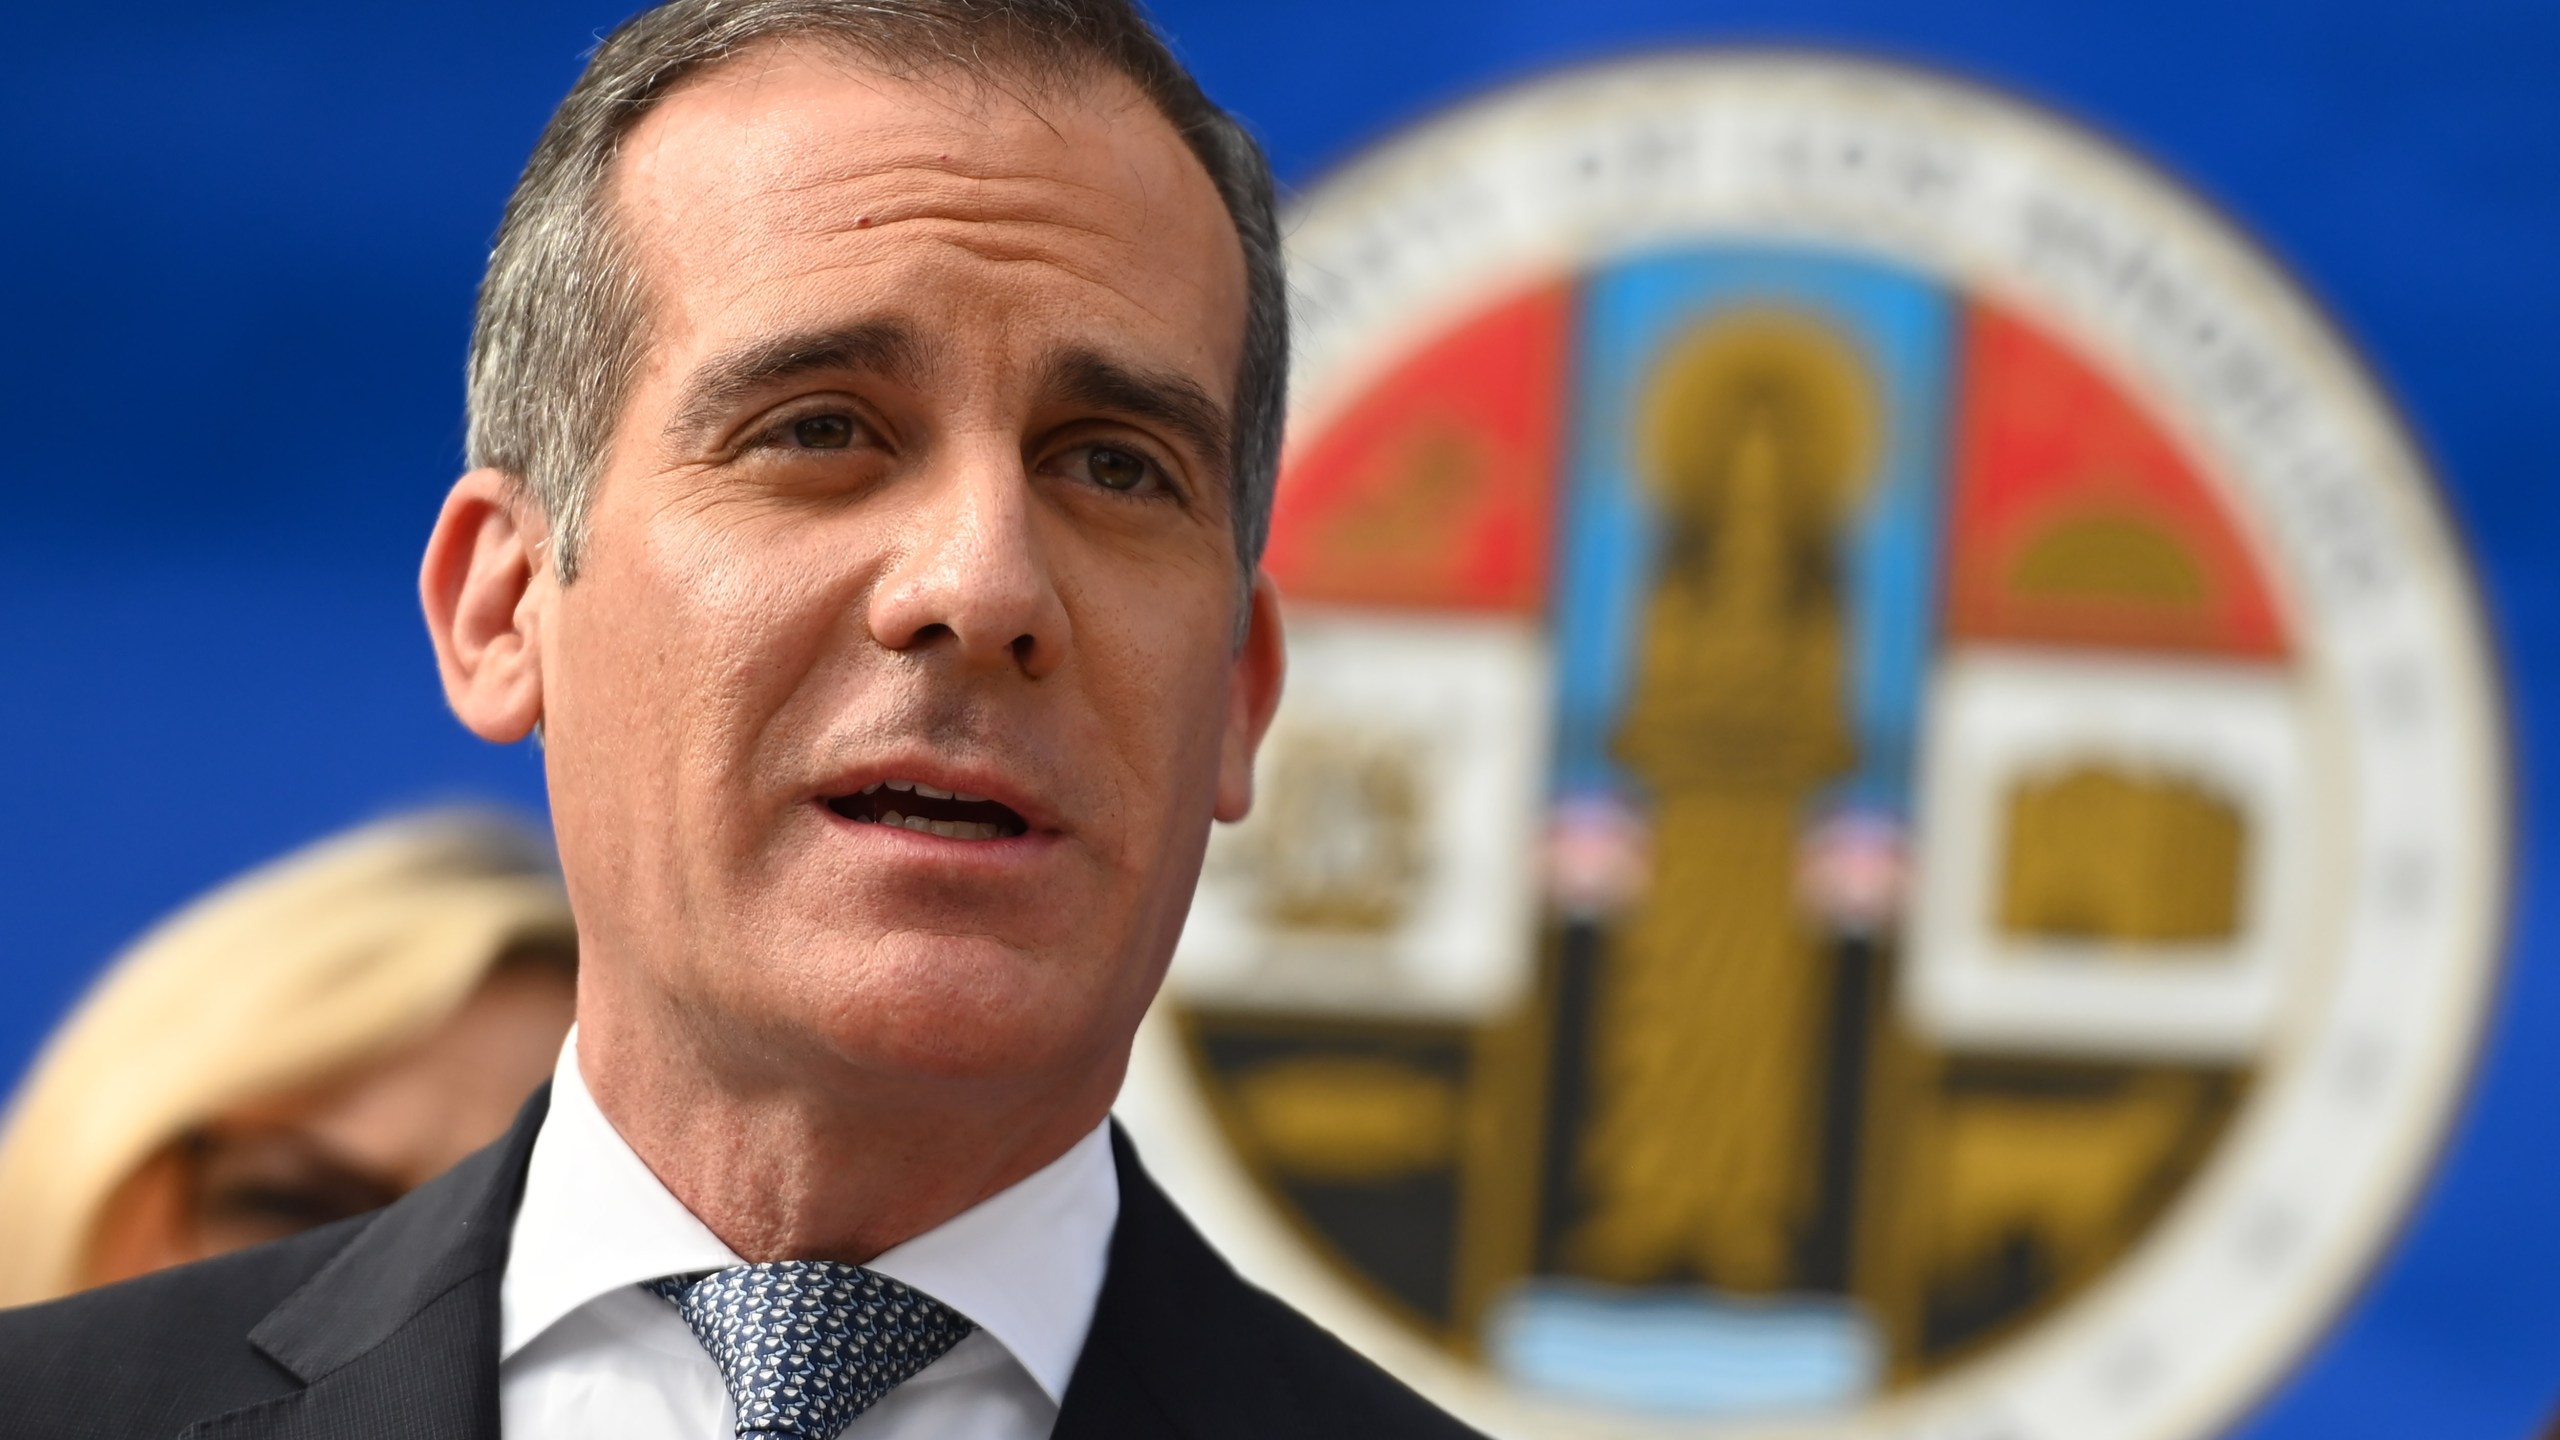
top-left (1943, 304), bottom-right (2288, 658)
top-left (1261, 281), bottom-right (1573, 613)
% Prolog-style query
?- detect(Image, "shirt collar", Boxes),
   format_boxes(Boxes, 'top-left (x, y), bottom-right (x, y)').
top-left (498, 1028), bottom-right (1119, 1405)
top-left (860, 1108), bottom-right (1118, 1404)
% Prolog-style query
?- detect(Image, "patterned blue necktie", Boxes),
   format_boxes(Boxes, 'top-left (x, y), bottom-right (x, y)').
top-left (647, 1261), bottom-right (979, 1438)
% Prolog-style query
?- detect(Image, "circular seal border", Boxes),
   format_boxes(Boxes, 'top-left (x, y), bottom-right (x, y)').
top-left (1119, 51), bottom-right (2510, 1440)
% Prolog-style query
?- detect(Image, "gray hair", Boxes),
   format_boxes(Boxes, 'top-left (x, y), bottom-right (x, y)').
top-left (464, 0), bottom-right (1286, 584)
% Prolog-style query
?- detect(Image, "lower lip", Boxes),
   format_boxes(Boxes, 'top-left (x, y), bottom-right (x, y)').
top-left (812, 800), bottom-right (1063, 868)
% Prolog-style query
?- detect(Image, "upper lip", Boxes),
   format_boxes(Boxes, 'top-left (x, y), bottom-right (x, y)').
top-left (812, 757), bottom-right (1057, 833)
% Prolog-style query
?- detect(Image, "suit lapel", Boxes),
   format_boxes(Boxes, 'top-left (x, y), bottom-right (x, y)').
top-left (180, 1087), bottom-right (550, 1440)
top-left (1053, 1125), bottom-right (1301, 1440)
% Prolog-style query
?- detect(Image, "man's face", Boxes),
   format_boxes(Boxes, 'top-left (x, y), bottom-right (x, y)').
top-left (527, 48), bottom-right (1272, 1094)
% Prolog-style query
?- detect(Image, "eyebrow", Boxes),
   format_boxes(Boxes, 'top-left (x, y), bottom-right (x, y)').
top-left (664, 320), bottom-right (925, 447)
top-left (1043, 348), bottom-right (1232, 484)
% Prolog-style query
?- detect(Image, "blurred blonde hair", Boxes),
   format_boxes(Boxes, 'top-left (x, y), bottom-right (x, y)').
top-left (0, 809), bottom-right (576, 1306)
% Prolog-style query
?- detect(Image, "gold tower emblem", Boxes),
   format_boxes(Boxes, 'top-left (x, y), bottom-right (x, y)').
top-left (1572, 310), bottom-right (1876, 1294)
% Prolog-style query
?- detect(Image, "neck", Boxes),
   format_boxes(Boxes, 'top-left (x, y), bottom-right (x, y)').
top-left (574, 1001), bottom-right (1121, 1263)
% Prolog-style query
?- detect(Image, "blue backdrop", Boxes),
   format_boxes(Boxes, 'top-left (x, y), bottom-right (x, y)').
top-left (2, 2), bottom-right (2550, 1434)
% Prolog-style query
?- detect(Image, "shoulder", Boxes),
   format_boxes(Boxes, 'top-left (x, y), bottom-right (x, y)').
top-left (0, 1217), bottom-right (366, 1436)
top-left (1086, 1126), bottom-right (1483, 1439)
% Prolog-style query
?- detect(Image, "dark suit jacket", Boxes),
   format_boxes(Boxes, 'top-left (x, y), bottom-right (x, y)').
top-left (0, 1089), bottom-right (1481, 1439)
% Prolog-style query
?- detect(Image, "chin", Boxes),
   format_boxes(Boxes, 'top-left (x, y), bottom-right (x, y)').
top-left (790, 927), bottom-right (1133, 1085)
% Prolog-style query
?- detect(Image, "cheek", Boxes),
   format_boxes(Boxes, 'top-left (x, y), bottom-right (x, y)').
top-left (558, 514), bottom-right (849, 798)
top-left (1071, 567), bottom-right (1238, 840)
top-left (542, 502), bottom-right (872, 960)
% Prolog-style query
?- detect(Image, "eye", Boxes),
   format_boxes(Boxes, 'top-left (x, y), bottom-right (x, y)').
top-left (1070, 443), bottom-right (1162, 494)
top-left (791, 413), bottom-right (856, 449)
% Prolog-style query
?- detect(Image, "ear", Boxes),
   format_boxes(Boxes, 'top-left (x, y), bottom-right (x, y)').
top-left (1213, 570), bottom-right (1287, 823)
top-left (420, 468), bottom-right (551, 744)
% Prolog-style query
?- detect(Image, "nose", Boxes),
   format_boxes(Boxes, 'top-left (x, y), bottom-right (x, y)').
top-left (866, 446), bottom-right (1068, 679)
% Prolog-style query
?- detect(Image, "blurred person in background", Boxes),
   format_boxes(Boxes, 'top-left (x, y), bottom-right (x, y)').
top-left (0, 809), bottom-right (576, 1306)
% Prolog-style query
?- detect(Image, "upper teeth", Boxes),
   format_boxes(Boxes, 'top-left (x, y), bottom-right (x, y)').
top-left (861, 778), bottom-right (988, 803)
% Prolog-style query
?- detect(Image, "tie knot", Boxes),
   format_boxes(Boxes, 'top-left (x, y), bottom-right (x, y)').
top-left (648, 1261), bottom-right (977, 1438)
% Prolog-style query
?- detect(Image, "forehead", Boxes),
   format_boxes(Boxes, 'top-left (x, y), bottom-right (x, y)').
top-left (607, 41), bottom-right (1247, 394)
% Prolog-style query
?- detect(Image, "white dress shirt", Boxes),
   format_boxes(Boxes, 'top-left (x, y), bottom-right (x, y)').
top-left (498, 1031), bottom-right (1119, 1440)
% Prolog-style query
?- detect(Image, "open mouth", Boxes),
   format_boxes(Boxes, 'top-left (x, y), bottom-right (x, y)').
top-left (825, 779), bottom-right (1029, 841)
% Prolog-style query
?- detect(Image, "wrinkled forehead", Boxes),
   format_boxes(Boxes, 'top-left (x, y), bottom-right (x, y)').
top-left (603, 38), bottom-right (1247, 387)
